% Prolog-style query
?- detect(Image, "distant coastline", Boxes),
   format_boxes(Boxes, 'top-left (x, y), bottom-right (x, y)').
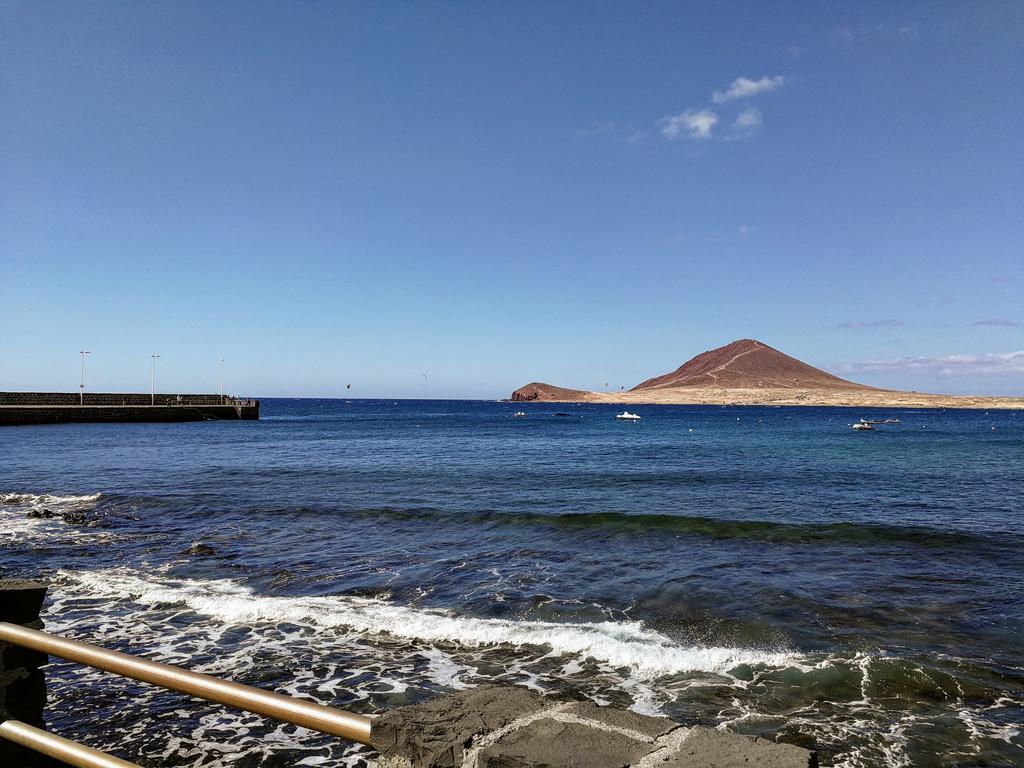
top-left (509, 385), bottom-right (1024, 410)
top-left (511, 339), bottom-right (1024, 410)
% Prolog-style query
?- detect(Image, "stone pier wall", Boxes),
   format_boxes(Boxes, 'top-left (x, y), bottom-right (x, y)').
top-left (0, 579), bottom-right (52, 767)
top-left (0, 392), bottom-right (259, 425)
top-left (0, 392), bottom-right (233, 406)
top-left (0, 404), bottom-right (259, 425)
top-left (370, 686), bottom-right (816, 768)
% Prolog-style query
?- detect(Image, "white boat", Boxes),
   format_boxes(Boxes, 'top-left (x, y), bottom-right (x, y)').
top-left (615, 411), bottom-right (641, 421)
top-left (513, 411), bottom-right (526, 418)
top-left (852, 422), bottom-right (874, 431)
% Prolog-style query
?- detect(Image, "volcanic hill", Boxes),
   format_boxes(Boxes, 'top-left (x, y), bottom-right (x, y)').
top-left (632, 339), bottom-right (869, 391)
top-left (509, 339), bottom-right (1024, 409)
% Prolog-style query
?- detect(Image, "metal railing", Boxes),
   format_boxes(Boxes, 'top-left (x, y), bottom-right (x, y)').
top-left (0, 720), bottom-right (141, 768)
top-left (0, 621), bottom-right (373, 765)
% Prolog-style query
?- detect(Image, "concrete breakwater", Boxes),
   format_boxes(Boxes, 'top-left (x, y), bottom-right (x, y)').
top-left (0, 581), bottom-right (54, 767)
top-left (0, 392), bottom-right (259, 426)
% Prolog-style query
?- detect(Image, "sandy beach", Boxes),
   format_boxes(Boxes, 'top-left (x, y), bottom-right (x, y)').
top-left (514, 386), bottom-right (1024, 410)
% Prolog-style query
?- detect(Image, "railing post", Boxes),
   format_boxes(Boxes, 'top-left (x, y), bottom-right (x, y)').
top-left (0, 579), bottom-right (57, 767)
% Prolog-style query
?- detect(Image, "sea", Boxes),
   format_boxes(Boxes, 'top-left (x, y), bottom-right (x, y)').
top-left (1, 399), bottom-right (1022, 767)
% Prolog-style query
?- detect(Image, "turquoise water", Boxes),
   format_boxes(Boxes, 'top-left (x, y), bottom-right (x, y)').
top-left (1, 399), bottom-right (1022, 766)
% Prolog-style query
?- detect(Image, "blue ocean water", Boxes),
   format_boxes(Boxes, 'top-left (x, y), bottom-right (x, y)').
top-left (1, 399), bottom-right (1022, 767)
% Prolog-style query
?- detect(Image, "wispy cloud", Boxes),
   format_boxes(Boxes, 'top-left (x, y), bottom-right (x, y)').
top-left (732, 108), bottom-right (762, 135)
top-left (836, 319), bottom-right (905, 329)
top-left (660, 110), bottom-right (718, 140)
top-left (712, 75), bottom-right (786, 104)
top-left (840, 351), bottom-right (1024, 377)
top-left (576, 121), bottom-right (616, 137)
top-left (657, 74), bottom-right (785, 144)
top-left (974, 319), bottom-right (1020, 327)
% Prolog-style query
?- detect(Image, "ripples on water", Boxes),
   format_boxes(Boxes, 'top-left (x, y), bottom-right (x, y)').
top-left (1, 400), bottom-right (1022, 767)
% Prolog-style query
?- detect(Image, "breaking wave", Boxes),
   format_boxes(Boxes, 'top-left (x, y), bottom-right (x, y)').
top-left (60, 569), bottom-right (796, 679)
top-left (0, 491), bottom-right (102, 509)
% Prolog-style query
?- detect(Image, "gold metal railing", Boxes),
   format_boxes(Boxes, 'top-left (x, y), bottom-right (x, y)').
top-left (0, 621), bottom-right (373, 758)
top-left (0, 720), bottom-right (141, 768)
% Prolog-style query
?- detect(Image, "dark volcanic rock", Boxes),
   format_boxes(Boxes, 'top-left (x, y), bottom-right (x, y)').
top-left (183, 542), bottom-right (218, 557)
top-left (60, 511), bottom-right (92, 525)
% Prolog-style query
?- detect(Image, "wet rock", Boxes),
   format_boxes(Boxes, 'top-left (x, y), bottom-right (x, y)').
top-left (183, 542), bottom-right (218, 557)
top-left (369, 686), bottom-right (817, 768)
top-left (478, 718), bottom-right (653, 768)
top-left (372, 685), bottom-right (547, 768)
top-left (564, 701), bottom-right (677, 739)
top-left (645, 727), bottom-right (817, 768)
top-left (60, 511), bottom-right (91, 525)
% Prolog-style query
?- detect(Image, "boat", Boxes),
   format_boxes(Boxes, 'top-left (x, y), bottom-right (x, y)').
top-left (859, 419), bottom-right (885, 425)
top-left (852, 422), bottom-right (874, 431)
top-left (884, 418), bottom-right (901, 424)
top-left (615, 411), bottom-right (641, 421)
top-left (513, 411), bottom-right (526, 418)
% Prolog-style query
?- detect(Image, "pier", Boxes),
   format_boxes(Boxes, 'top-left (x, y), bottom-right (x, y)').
top-left (0, 393), bottom-right (259, 426)
top-left (0, 580), bottom-right (816, 768)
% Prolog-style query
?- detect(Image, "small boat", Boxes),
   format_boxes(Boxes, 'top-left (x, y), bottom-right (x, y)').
top-left (884, 418), bottom-right (901, 424)
top-left (615, 411), bottom-right (641, 421)
top-left (513, 411), bottom-right (526, 418)
top-left (852, 422), bottom-right (874, 431)
top-left (859, 419), bottom-right (884, 425)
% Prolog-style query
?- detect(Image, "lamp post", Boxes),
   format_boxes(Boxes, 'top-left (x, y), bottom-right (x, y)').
top-left (220, 357), bottom-right (225, 400)
top-left (79, 351), bottom-right (91, 405)
top-left (151, 354), bottom-right (160, 405)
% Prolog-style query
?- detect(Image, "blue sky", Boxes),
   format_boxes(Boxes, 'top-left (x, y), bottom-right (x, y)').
top-left (2, 1), bottom-right (1021, 397)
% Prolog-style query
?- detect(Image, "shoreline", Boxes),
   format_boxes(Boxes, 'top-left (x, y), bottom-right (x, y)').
top-left (510, 387), bottom-right (1024, 410)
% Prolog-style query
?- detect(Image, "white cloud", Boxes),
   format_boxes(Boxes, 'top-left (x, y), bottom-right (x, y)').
top-left (836, 319), bottom-right (905, 329)
top-left (660, 109), bottom-right (718, 140)
top-left (841, 351), bottom-right (1024, 377)
top-left (712, 75), bottom-right (786, 104)
top-left (732, 108), bottom-right (763, 134)
top-left (974, 319), bottom-right (1020, 327)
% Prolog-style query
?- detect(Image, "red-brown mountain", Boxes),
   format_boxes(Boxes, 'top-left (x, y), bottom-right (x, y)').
top-left (510, 339), bottom-right (873, 401)
top-left (632, 339), bottom-right (871, 391)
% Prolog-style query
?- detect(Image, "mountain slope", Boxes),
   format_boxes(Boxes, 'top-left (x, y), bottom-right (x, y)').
top-left (632, 339), bottom-right (870, 391)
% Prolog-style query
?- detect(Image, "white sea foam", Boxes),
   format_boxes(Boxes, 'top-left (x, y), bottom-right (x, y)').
top-left (0, 492), bottom-right (112, 545)
top-left (0, 491), bottom-right (102, 508)
top-left (60, 569), bottom-right (796, 679)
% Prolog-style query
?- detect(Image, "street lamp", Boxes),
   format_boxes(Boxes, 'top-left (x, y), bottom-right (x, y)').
top-left (151, 354), bottom-right (160, 405)
top-left (220, 357), bottom-right (225, 400)
top-left (79, 350), bottom-right (91, 405)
